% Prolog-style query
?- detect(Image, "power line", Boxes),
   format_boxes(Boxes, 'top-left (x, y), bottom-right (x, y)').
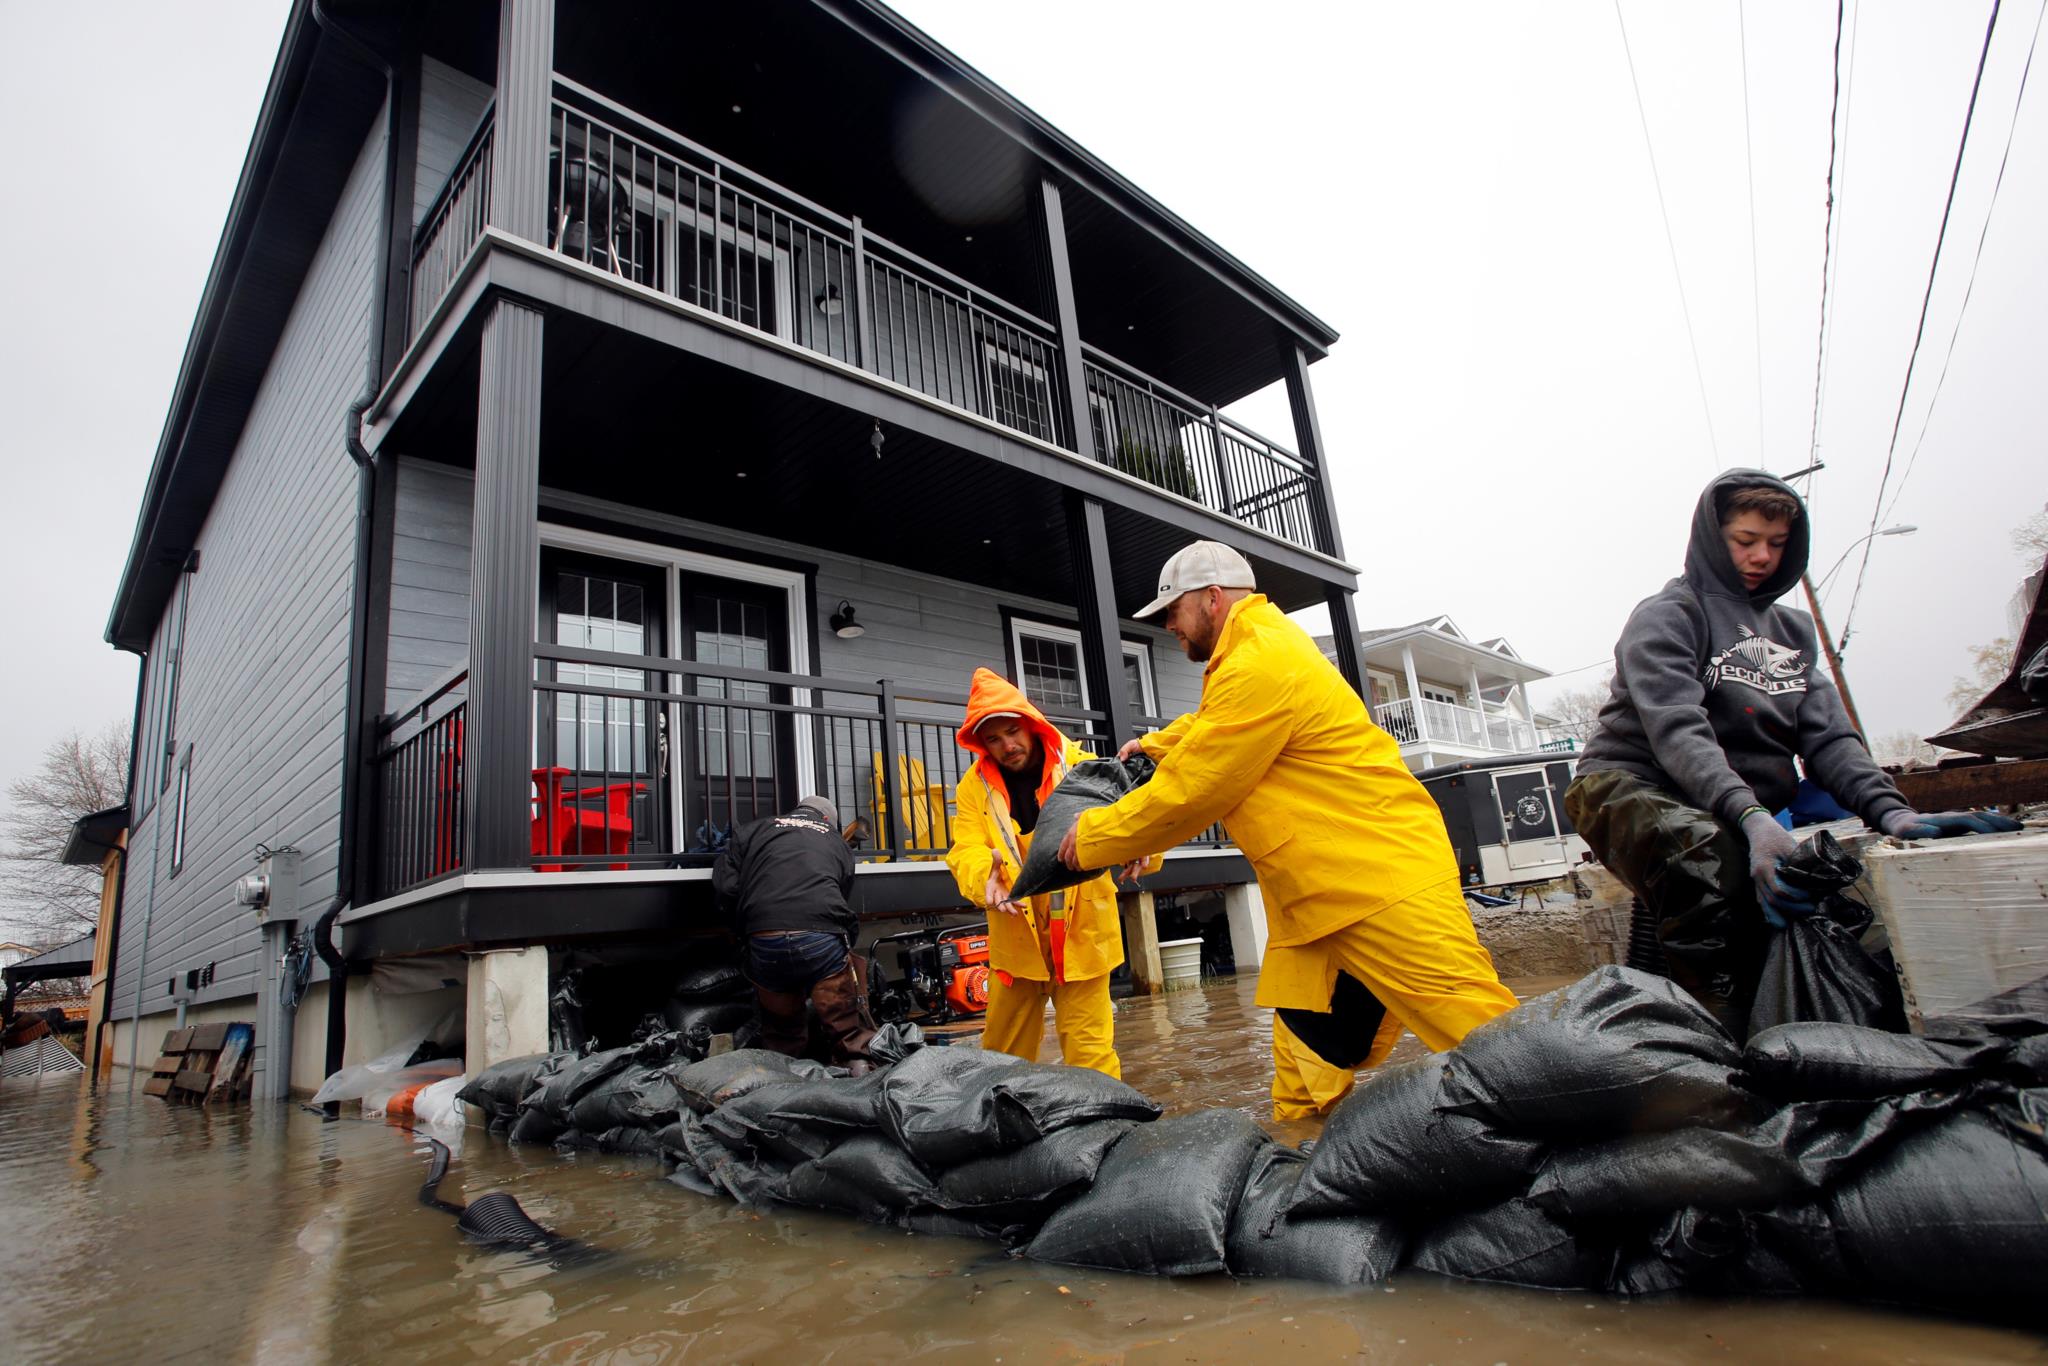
top-left (1739, 0), bottom-right (1768, 465)
top-left (1839, 0), bottom-right (2003, 652)
top-left (1810, 0), bottom-right (1867, 529)
top-left (1804, 0), bottom-right (1848, 494)
top-left (1881, 0), bottom-right (2048, 525)
top-left (1613, 0), bottom-right (1722, 470)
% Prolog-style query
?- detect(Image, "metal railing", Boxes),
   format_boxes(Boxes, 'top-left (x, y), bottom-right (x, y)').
top-left (1370, 696), bottom-right (1542, 756)
top-left (400, 77), bottom-right (1328, 553)
top-left (373, 668), bottom-right (469, 898)
top-left (370, 650), bottom-right (1233, 897)
top-left (408, 113), bottom-right (495, 341)
top-left (1084, 347), bottom-right (1318, 548)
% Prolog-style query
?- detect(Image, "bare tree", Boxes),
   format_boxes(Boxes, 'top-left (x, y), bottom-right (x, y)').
top-left (1946, 636), bottom-right (2015, 719)
top-left (1541, 676), bottom-right (1613, 746)
top-left (2, 724), bottom-right (129, 945)
top-left (1870, 730), bottom-right (1945, 767)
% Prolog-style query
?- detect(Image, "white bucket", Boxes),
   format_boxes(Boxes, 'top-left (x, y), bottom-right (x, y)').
top-left (1158, 936), bottom-right (1205, 989)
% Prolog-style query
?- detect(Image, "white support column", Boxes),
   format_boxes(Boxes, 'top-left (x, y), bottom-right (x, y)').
top-left (1224, 881), bottom-right (1268, 973)
top-left (1400, 645), bottom-right (1424, 738)
top-left (1467, 664), bottom-right (1488, 725)
top-left (465, 947), bottom-right (549, 1093)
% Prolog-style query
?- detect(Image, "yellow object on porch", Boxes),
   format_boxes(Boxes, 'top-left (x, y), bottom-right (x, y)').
top-left (870, 751), bottom-right (950, 861)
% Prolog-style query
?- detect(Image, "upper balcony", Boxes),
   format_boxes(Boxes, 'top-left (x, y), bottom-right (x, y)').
top-left (404, 76), bottom-right (1326, 555)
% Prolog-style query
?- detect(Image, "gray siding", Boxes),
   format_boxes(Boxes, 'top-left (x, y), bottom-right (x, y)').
top-left (110, 106), bottom-right (389, 1021)
top-left (384, 458), bottom-right (474, 712)
top-left (415, 57), bottom-right (493, 228)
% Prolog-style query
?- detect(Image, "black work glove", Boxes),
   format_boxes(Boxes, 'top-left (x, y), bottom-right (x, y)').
top-left (1880, 809), bottom-right (2025, 840)
top-left (1740, 809), bottom-right (1815, 929)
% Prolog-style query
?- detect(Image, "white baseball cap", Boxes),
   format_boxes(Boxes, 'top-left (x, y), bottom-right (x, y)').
top-left (1136, 541), bottom-right (1257, 618)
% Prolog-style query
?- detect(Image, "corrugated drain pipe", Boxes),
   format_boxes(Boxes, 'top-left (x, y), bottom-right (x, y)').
top-left (308, 0), bottom-right (398, 1105)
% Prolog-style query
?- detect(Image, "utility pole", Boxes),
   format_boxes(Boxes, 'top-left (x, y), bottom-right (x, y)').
top-left (1801, 573), bottom-right (1863, 736)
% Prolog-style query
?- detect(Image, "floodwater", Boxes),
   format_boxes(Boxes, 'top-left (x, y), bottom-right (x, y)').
top-left (3, 976), bottom-right (2043, 1366)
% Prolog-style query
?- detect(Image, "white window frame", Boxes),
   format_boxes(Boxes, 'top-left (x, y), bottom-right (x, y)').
top-left (652, 198), bottom-right (794, 343)
top-left (1009, 617), bottom-right (1156, 717)
top-left (538, 524), bottom-right (815, 847)
top-left (1420, 684), bottom-right (1461, 708)
top-left (170, 748), bottom-right (192, 877)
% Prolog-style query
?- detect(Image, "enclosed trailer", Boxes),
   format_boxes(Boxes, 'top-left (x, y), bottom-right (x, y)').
top-left (1416, 753), bottom-right (1587, 889)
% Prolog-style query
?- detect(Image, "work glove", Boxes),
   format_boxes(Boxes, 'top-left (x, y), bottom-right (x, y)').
top-left (1879, 808), bottom-right (2025, 840)
top-left (1740, 809), bottom-right (1814, 928)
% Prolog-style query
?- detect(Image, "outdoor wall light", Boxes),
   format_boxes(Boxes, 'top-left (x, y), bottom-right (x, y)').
top-left (815, 282), bottom-right (844, 316)
top-left (830, 600), bottom-right (865, 639)
top-left (870, 418), bottom-right (885, 459)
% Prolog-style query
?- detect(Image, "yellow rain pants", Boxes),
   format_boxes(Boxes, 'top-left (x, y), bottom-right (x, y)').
top-left (978, 967), bottom-right (1121, 1078)
top-left (1263, 876), bottom-right (1518, 1119)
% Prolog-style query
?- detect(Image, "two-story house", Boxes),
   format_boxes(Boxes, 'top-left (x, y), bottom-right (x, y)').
top-left (99, 0), bottom-right (1370, 1096)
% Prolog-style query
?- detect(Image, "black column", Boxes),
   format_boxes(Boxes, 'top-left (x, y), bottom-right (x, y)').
top-left (467, 299), bottom-right (546, 869)
top-left (1068, 492), bottom-right (1135, 748)
top-left (1284, 343), bottom-right (1367, 696)
top-left (490, 0), bottom-right (555, 242)
top-left (1037, 178), bottom-right (1097, 460)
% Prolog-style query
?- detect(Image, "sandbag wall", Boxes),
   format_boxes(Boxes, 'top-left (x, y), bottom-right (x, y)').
top-left (458, 966), bottom-right (2048, 1322)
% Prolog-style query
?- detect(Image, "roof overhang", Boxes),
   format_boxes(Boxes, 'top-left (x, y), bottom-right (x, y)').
top-left (61, 805), bottom-right (130, 868)
top-left (3, 934), bottom-right (95, 988)
top-left (1359, 627), bottom-right (1553, 685)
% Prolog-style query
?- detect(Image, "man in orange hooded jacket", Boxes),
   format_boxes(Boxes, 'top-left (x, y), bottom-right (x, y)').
top-left (944, 668), bottom-right (1144, 1076)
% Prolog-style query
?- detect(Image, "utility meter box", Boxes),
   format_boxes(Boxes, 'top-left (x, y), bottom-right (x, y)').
top-left (240, 846), bottom-right (303, 924)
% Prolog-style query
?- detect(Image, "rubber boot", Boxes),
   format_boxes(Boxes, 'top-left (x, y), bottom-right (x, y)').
top-left (809, 964), bottom-right (879, 1065)
top-left (754, 984), bottom-right (809, 1058)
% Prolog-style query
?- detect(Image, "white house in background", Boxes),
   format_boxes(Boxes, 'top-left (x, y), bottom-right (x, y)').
top-left (1316, 616), bottom-right (1577, 773)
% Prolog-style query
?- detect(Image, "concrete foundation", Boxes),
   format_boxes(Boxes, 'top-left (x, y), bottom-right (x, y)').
top-left (1223, 881), bottom-right (1268, 973)
top-left (465, 946), bottom-right (549, 1078)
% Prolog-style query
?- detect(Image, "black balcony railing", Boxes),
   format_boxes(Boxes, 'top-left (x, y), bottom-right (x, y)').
top-left (402, 77), bottom-right (1328, 555)
top-left (371, 651), bottom-right (1232, 899)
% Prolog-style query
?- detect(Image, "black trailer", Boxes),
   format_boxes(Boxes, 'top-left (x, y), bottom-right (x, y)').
top-left (1416, 752), bottom-right (1586, 889)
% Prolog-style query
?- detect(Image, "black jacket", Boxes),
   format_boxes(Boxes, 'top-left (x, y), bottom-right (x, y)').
top-left (712, 806), bottom-right (857, 939)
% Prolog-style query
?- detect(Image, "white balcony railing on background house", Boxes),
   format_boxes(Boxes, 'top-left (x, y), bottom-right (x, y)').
top-left (1371, 696), bottom-right (1557, 755)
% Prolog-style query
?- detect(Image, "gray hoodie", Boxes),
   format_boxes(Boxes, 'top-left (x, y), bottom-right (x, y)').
top-left (1576, 470), bottom-right (1908, 829)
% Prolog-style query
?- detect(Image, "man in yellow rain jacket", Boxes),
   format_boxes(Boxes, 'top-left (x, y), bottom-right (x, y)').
top-left (945, 668), bottom-right (1144, 1077)
top-left (1057, 541), bottom-right (1518, 1119)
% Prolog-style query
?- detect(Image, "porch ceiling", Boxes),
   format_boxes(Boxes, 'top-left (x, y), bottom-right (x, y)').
top-left (1361, 630), bottom-right (1552, 688)
top-left (382, 308), bottom-right (1337, 616)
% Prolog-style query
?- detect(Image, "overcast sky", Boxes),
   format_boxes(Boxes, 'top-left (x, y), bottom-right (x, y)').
top-left (1, 1), bottom-right (2043, 907)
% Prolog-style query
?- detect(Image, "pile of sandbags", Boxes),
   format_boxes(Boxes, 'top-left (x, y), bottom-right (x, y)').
top-left (461, 966), bottom-right (2047, 1320)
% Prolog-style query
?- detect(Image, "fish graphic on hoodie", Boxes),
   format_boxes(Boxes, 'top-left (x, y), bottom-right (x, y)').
top-left (1575, 469), bottom-right (1908, 831)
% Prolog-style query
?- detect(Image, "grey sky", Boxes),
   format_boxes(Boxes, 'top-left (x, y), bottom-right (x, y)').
top-left (1, 1), bottom-right (2042, 908)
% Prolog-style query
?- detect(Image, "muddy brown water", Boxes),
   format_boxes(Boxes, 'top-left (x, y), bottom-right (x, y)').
top-left (3, 975), bottom-right (2042, 1364)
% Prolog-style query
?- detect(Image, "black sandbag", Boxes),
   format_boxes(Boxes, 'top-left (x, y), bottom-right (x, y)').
top-left (1826, 1102), bottom-right (2048, 1312)
top-left (1008, 755), bottom-right (1156, 899)
top-left (1442, 966), bottom-right (1748, 1138)
top-left (1404, 1197), bottom-right (1615, 1291)
top-left (1742, 1021), bottom-right (2010, 1100)
top-left (1276, 971), bottom-right (1389, 1070)
top-left (751, 1069), bottom-right (888, 1132)
top-left (702, 1080), bottom-right (843, 1166)
top-left (457, 1051), bottom-right (571, 1129)
top-left (903, 1209), bottom-right (1028, 1243)
top-left (667, 1108), bottom-right (793, 1206)
top-left (877, 1046), bottom-right (1025, 1164)
top-left (1528, 1090), bottom-right (1971, 1221)
top-left (867, 1021), bottom-right (927, 1064)
top-left (1226, 1146), bottom-right (1405, 1285)
top-left (1023, 1110), bottom-right (1268, 1276)
top-left (1610, 1206), bottom-right (1752, 1296)
top-left (672, 960), bottom-right (750, 1001)
top-left (662, 997), bottom-right (756, 1037)
top-left (1287, 1054), bottom-right (1544, 1219)
top-left (670, 1049), bottom-right (827, 1114)
top-left (783, 1132), bottom-right (945, 1223)
top-left (508, 1045), bottom-right (637, 1143)
top-left (590, 1124), bottom-right (665, 1158)
top-left (568, 1060), bottom-right (684, 1134)
top-left (1748, 915), bottom-right (1907, 1036)
top-left (937, 1118), bottom-right (1136, 1212)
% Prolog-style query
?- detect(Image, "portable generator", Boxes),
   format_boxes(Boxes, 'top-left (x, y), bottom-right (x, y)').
top-left (867, 921), bottom-right (992, 1024)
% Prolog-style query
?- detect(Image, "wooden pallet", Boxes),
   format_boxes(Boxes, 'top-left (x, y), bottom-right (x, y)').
top-left (148, 1021), bottom-right (255, 1104)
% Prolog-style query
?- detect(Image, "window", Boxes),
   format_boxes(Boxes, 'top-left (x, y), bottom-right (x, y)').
top-left (983, 344), bottom-right (1057, 443)
top-left (170, 748), bottom-right (192, 876)
top-left (1009, 617), bottom-right (1156, 719)
top-left (137, 567), bottom-right (195, 810)
top-left (1421, 685), bottom-right (1461, 708)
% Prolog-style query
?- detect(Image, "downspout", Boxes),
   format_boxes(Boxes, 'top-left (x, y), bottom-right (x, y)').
top-left (308, 0), bottom-right (398, 1101)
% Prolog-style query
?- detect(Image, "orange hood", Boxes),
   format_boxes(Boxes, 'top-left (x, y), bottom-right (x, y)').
top-left (956, 667), bottom-right (1069, 802)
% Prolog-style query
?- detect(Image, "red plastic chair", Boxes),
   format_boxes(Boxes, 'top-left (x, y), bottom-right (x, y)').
top-left (531, 767), bottom-right (646, 872)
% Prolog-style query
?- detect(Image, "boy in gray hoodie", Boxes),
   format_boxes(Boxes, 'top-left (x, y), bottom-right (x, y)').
top-left (1565, 470), bottom-right (2017, 1035)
